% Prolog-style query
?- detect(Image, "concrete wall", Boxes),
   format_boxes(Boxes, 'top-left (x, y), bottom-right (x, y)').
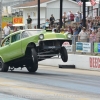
top-left (39, 54), bottom-right (100, 71)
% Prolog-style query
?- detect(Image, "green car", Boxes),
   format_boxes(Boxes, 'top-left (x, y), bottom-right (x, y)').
top-left (0, 29), bottom-right (72, 72)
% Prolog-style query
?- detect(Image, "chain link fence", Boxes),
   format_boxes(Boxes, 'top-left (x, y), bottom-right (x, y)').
top-left (65, 35), bottom-right (100, 56)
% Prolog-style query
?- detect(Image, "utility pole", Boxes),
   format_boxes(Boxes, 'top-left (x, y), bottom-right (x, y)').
top-left (60, 0), bottom-right (63, 28)
top-left (83, 0), bottom-right (86, 27)
top-left (38, 0), bottom-right (40, 29)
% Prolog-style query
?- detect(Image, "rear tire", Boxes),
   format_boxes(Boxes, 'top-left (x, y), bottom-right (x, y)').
top-left (60, 47), bottom-right (68, 62)
top-left (0, 58), bottom-right (9, 72)
top-left (26, 48), bottom-right (38, 72)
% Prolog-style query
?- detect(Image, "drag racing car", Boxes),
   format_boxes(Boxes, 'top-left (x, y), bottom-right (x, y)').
top-left (0, 29), bottom-right (72, 72)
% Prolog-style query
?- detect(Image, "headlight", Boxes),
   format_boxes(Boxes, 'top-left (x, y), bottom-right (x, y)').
top-left (39, 34), bottom-right (44, 40)
top-left (67, 34), bottom-right (72, 38)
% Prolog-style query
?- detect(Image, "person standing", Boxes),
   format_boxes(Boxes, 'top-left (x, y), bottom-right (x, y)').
top-left (27, 15), bottom-right (32, 29)
top-left (70, 12), bottom-right (75, 22)
top-left (50, 14), bottom-right (55, 27)
top-left (78, 27), bottom-right (88, 42)
top-left (3, 23), bottom-right (11, 37)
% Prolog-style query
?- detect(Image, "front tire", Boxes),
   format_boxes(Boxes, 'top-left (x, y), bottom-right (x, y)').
top-left (26, 48), bottom-right (38, 72)
top-left (60, 47), bottom-right (68, 62)
top-left (0, 58), bottom-right (9, 72)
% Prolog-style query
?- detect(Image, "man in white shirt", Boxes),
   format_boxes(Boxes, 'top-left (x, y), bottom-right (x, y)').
top-left (3, 23), bottom-right (11, 37)
top-left (67, 11), bottom-right (71, 21)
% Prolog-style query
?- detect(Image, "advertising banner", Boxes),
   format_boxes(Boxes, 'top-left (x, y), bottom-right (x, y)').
top-left (94, 43), bottom-right (100, 53)
top-left (13, 17), bottom-right (23, 24)
top-left (64, 45), bottom-right (72, 52)
top-left (62, 42), bottom-right (72, 52)
top-left (76, 42), bottom-right (91, 53)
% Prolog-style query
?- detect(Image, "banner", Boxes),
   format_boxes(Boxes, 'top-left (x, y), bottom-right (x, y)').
top-left (64, 45), bottom-right (73, 52)
top-left (13, 17), bottom-right (23, 24)
top-left (76, 42), bottom-right (91, 52)
top-left (62, 42), bottom-right (72, 52)
top-left (94, 43), bottom-right (100, 53)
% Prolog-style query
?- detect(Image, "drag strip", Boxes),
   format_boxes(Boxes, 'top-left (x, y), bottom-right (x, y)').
top-left (0, 65), bottom-right (100, 100)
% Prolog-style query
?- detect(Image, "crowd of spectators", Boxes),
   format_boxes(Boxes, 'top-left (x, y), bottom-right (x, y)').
top-left (43, 11), bottom-right (100, 44)
top-left (2, 12), bottom-right (100, 45)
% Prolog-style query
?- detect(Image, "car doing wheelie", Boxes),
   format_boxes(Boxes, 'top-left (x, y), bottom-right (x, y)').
top-left (0, 29), bottom-right (72, 72)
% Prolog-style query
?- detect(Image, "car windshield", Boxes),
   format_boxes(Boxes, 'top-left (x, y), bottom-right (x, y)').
top-left (26, 30), bottom-right (44, 36)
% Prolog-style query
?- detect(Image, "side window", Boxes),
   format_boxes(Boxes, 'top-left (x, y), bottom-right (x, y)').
top-left (1, 37), bottom-right (10, 47)
top-left (11, 33), bottom-right (20, 43)
top-left (21, 31), bottom-right (29, 39)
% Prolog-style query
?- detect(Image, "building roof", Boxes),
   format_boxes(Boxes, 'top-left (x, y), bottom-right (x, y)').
top-left (16, 0), bottom-right (51, 8)
top-left (14, 0), bottom-right (78, 9)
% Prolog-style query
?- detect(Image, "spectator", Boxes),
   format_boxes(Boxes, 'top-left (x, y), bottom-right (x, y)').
top-left (63, 12), bottom-right (67, 18)
top-left (89, 30), bottom-right (96, 43)
top-left (50, 14), bottom-right (55, 27)
top-left (52, 25), bottom-right (56, 33)
top-left (27, 15), bottom-right (32, 29)
top-left (43, 19), bottom-right (49, 29)
top-left (67, 11), bottom-right (71, 21)
top-left (60, 28), bottom-right (64, 34)
top-left (62, 12), bottom-right (67, 25)
top-left (20, 26), bottom-right (23, 30)
top-left (74, 13), bottom-right (80, 23)
top-left (70, 12), bottom-right (74, 22)
top-left (68, 26), bottom-right (73, 34)
top-left (87, 29), bottom-right (92, 42)
top-left (96, 28), bottom-right (100, 42)
top-left (72, 26), bottom-right (79, 44)
top-left (78, 22), bottom-right (82, 33)
top-left (13, 26), bottom-right (17, 32)
top-left (3, 23), bottom-right (11, 37)
top-left (78, 27), bottom-right (88, 42)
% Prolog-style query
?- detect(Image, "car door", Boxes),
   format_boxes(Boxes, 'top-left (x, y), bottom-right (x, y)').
top-left (9, 32), bottom-right (23, 60)
top-left (0, 36), bottom-right (12, 62)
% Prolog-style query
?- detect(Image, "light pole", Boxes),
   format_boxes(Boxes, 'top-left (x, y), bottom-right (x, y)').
top-left (60, 0), bottom-right (63, 28)
top-left (83, 0), bottom-right (86, 27)
top-left (38, 0), bottom-right (40, 29)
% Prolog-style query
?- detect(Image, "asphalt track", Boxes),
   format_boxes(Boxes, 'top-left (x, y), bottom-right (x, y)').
top-left (0, 65), bottom-right (100, 100)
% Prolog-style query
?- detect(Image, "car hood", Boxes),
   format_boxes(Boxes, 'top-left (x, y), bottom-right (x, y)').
top-left (43, 33), bottom-right (66, 40)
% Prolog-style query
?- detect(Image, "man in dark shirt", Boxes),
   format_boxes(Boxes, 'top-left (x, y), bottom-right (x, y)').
top-left (27, 15), bottom-right (32, 29)
top-left (50, 14), bottom-right (55, 27)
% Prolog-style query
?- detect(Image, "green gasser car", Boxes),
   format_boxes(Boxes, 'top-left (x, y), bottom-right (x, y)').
top-left (0, 29), bottom-right (72, 72)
